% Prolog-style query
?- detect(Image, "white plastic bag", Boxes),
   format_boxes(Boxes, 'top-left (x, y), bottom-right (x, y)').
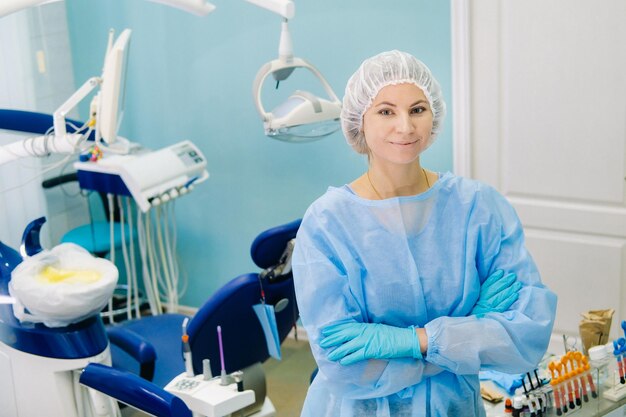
top-left (8, 243), bottom-right (118, 327)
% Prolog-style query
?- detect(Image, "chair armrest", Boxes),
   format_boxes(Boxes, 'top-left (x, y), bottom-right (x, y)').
top-left (107, 326), bottom-right (156, 381)
top-left (80, 363), bottom-right (191, 417)
top-left (0, 109), bottom-right (85, 135)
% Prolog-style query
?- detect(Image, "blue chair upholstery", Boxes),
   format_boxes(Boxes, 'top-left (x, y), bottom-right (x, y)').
top-left (42, 173), bottom-right (134, 258)
top-left (0, 109), bottom-right (88, 136)
top-left (109, 313), bottom-right (187, 387)
top-left (187, 270), bottom-right (298, 377)
top-left (108, 219), bottom-right (302, 389)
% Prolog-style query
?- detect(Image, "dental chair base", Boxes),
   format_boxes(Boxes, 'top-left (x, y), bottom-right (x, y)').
top-left (0, 342), bottom-right (118, 417)
top-left (0, 218), bottom-right (119, 417)
top-left (250, 398), bottom-right (276, 417)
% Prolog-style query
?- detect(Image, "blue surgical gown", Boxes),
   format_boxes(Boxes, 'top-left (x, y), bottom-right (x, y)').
top-left (292, 172), bottom-right (557, 417)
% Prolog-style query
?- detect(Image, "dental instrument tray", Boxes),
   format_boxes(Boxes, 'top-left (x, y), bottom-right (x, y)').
top-left (165, 372), bottom-right (255, 417)
top-left (74, 140), bottom-right (209, 212)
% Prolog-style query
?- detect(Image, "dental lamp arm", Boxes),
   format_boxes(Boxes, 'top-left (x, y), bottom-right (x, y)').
top-left (53, 77), bottom-right (99, 138)
top-left (246, 0), bottom-right (294, 19)
top-left (0, 0), bottom-right (48, 18)
top-left (148, 0), bottom-right (215, 15)
top-left (0, 0), bottom-right (215, 19)
top-left (246, 0), bottom-right (295, 62)
top-left (80, 363), bottom-right (192, 417)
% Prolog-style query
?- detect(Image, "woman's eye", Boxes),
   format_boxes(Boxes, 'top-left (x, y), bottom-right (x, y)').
top-left (378, 109), bottom-right (393, 116)
top-left (411, 106), bottom-right (426, 114)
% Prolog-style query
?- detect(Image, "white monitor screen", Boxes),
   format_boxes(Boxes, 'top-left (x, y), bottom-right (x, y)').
top-left (99, 29), bottom-right (131, 145)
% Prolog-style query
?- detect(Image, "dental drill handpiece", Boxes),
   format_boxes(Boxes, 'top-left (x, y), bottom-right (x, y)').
top-left (182, 318), bottom-right (194, 377)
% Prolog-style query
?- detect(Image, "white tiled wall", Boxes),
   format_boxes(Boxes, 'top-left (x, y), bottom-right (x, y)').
top-left (25, 3), bottom-right (77, 113)
top-left (0, 3), bottom-right (89, 249)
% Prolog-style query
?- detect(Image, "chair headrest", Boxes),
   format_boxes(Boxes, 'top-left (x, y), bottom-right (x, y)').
top-left (250, 219), bottom-right (301, 270)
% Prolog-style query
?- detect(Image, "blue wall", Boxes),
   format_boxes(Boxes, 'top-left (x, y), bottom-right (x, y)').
top-left (65, 0), bottom-right (452, 307)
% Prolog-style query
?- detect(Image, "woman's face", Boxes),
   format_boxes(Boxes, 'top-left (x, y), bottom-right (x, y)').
top-left (362, 83), bottom-right (433, 166)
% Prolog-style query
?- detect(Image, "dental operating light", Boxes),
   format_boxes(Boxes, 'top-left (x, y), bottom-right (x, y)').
top-left (247, 0), bottom-right (342, 142)
top-left (0, 0), bottom-right (216, 19)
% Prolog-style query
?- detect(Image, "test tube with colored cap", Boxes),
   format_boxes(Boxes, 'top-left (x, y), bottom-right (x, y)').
top-left (615, 339), bottom-right (626, 384)
top-left (572, 352), bottom-right (588, 403)
top-left (622, 322), bottom-right (626, 383)
top-left (548, 363), bottom-right (563, 416)
top-left (566, 354), bottom-right (581, 407)
top-left (218, 325), bottom-right (227, 385)
top-left (621, 344), bottom-right (626, 384)
top-left (581, 356), bottom-right (598, 398)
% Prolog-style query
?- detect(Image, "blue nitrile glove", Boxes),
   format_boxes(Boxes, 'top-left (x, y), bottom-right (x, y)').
top-left (479, 370), bottom-right (524, 394)
top-left (320, 321), bottom-right (422, 366)
top-left (471, 269), bottom-right (522, 317)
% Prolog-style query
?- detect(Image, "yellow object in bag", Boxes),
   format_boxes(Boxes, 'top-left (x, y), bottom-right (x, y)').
top-left (9, 243), bottom-right (118, 327)
top-left (38, 266), bottom-right (101, 284)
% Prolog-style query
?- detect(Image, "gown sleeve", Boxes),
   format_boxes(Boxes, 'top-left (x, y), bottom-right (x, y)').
top-left (292, 204), bottom-right (443, 399)
top-left (424, 185), bottom-right (557, 375)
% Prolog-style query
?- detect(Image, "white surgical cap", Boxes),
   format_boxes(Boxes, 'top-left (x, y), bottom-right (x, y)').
top-left (340, 50), bottom-right (446, 154)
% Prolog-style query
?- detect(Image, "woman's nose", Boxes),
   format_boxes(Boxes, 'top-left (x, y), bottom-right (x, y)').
top-left (395, 113), bottom-right (415, 133)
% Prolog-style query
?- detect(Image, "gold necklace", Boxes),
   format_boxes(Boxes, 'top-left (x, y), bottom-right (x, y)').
top-left (366, 171), bottom-right (383, 199)
top-left (367, 168), bottom-right (430, 200)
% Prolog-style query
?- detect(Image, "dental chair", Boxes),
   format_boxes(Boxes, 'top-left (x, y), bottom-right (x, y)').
top-left (106, 218), bottom-right (301, 416)
top-left (0, 217), bottom-right (191, 417)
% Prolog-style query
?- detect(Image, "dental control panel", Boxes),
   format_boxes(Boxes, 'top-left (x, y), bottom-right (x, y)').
top-left (75, 140), bottom-right (209, 212)
top-left (165, 372), bottom-right (254, 417)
